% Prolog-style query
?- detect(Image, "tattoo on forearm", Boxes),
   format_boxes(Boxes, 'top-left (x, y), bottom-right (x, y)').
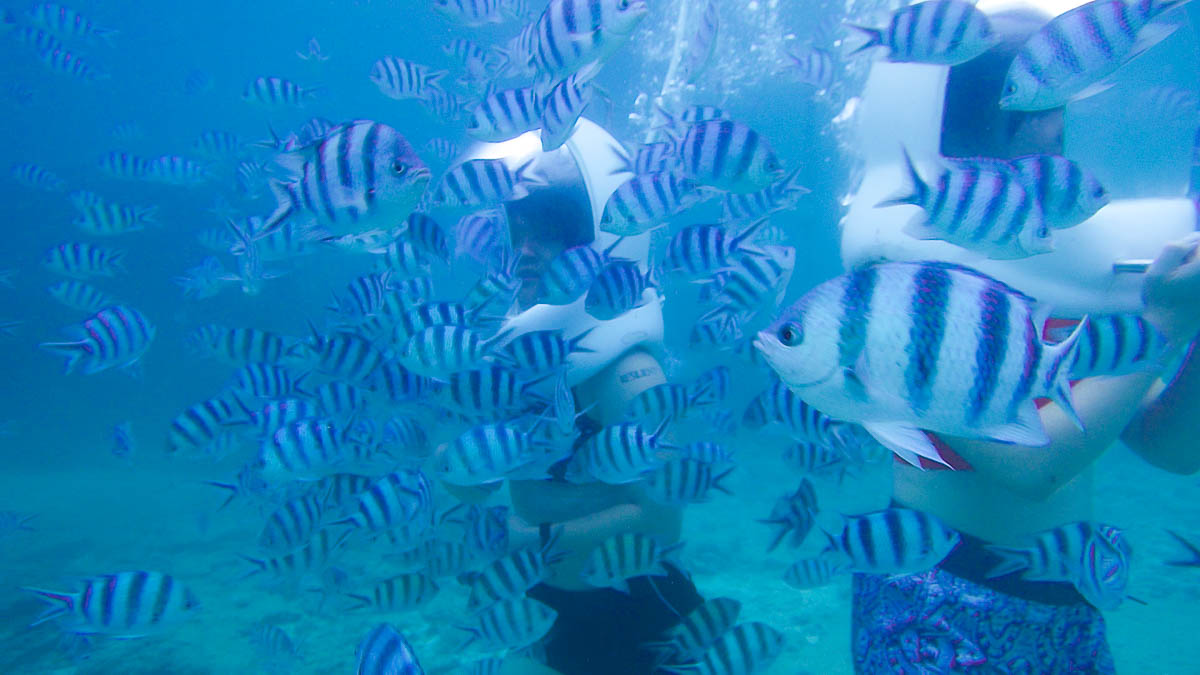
top-left (619, 368), bottom-right (655, 384)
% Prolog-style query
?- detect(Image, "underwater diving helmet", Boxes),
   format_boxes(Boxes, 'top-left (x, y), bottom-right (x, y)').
top-left (841, 0), bottom-right (1200, 316)
top-left (463, 117), bottom-right (665, 387)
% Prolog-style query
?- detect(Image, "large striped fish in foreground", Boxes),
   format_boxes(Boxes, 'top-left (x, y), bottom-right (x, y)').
top-left (754, 261), bottom-right (1085, 466)
top-left (261, 120), bottom-right (431, 239)
top-left (1001, 0), bottom-right (1193, 111)
top-left (846, 0), bottom-right (998, 65)
top-left (40, 305), bottom-right (155, 375)
top-left (23, 571), bottom-right (199, 638)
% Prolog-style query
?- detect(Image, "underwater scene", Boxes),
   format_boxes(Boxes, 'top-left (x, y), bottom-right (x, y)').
top-left (2, 0), bottom-right (1200, 672)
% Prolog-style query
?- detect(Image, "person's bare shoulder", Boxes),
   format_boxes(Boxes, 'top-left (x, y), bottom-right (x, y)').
top-left (575, 348), bottom-right (668, 425)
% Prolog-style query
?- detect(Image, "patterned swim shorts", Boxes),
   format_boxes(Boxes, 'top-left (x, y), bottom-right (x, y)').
top-left (851, 568), bottom-right (1115, 674)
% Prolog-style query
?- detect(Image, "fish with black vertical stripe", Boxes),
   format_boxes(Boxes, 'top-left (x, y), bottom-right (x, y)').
top-left (755, 261), bottom-right (1087, 465)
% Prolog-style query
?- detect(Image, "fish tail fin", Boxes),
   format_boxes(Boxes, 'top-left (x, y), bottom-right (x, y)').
top-left (981, 544), bottom-right (1031, 578)
top-left (711, 467), bottom-right (735, 496)
top-left (845, 23), bottom-right (885, 56)
top-left (1038, 316), bottom-right (1087, 431)
top-left (21, 587), bottom-right (75, 627)
top-left (38, 340), bottom-right (86, 374)
top-left (238, 554), bottom-right (267, 579)
top-left (1166, 530), bottom-right (1200, 567)
top-left (876, 146), bottom-right (927, 208)
top-left (259, 182), bottom-right (295, 238)
top-left (201, 481), bottom-right (240, 510)
top-left (1144, 0), bottom-right (1194, 20)
top-left (93, 27), bottom-right (119, 45)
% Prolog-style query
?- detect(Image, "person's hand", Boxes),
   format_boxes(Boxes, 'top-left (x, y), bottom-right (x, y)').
top-left (1142, 233), bottom-right (1200, 346)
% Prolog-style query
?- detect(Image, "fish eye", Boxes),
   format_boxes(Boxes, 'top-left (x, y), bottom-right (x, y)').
top-left (618, 0), bottom-right (629, 8)
top-left (1005, 83), bottom-right (1017, 95)
top-left (1093, 186), bottom-right (1106, 198)
top-left (391, 160), bottom-right (407, 176)
top-left (777, 322), bottom-right (803, 346)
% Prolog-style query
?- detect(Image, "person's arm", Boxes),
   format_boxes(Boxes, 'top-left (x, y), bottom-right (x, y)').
top-left (1119, 234), bottom-right (1200, 473)
top-left (939, 235), bottom-right (1200, 498)
top-left (1121, 340), bottom-right (1200, 474)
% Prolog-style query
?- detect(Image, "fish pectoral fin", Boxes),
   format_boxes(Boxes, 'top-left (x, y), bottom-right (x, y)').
top-left (901, 217), bottom-right (942, 241)
top-left (1130, 21), bottom-right (1179, 61)
top-left (860, 422), bottom-right (948, 468)
top-left (981, 405), bottom-right (1050, 447)
top-left (1066, 79), bottom-right (1116, 105)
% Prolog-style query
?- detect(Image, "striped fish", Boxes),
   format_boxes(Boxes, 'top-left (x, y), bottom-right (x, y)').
top-left (373, 239), bottom-right (432, 279)
top-left (23, 571), bottom-right (199, 638)
top-left (830, 508), bottom-right (960, 575)
top-left (314, 381), bottom-right (370, 419)
top-left (1001, 0), bottom-right (1189, 111)
top-left (242, 530), bottom-right (344, 583)
top-left (40, 305), bottom-right (154, 374)
top-left (880, 150), bottom-right (1052, 260)
top-left (370, 57), bottom-right (446, 101)
top-left (539, 62), bottom-right (601, 151)
top-left (464, 258), bottom-right (521, 316)
top-left (756, 261), bottom-right (1086, 465)
top-left (297, 117), bottom-right (337, 145)
top-left (399, 325), bottom-right (510, 378)
top-left (27, 3), bottom-right (117, 44)
top-left (98, 151), bottom-right (148, 179)
top-left (648, 597), bottom-right (741, 664)
top-left (539, 241), bottom-right (623, 305)
top-left (238, 398), bottom-right (320, 436)
top-left (988, 521), bottom-right (1130, 609)
top-left (760, 479), bottom-right (819, 552)
top-left (664, 220), bottom-right (766, 280)
top-left (433, 421), bottom-right (552, 485)
top-left (3, 20), bottom-right (64, 53)
top-left (625, 382), bottom-right (704, 426)
top-left (193, 130), bottom-right (243, 159)
top-left (500, 328), bottom-right (592, 376)
top-left (443, 37), bottom-right (504, 84)
top-left (348, 573), bottom-right (439, 612)
top-left (467, 86), bottom-right (542, 141)
top-left (228, 363), bottom-right (308, 399)
top-left (661, 621), bottom-right (785, 675)
top-left (847, 0), bottom-right (997, 66)
top-left (630, 141), bottom-right (676, 175)
top-left (599, 171), bottom-right (702, 236)
top-left (677, 119), bottom-right (784, 193)
top-left (258, 493), bottom-right (325, 552)
top-left (303, 331), bottom-right (386, 382)
top-left (432, 158), bottom-right (537, 207)
top-left (312, 472), bottom-right (375, 517)
top-left (789, 46), bottom-right (834, 90)
top-left (1046, 314), bottom-right (1167, 379)
top-left (581, 532), bottom-right (683, 592)
top-left (256, 418), bottom-right (351, 484)
top-left (144, 155), bottom-right (209, 185)
top-left (529, 0), bottom-right (649, 79)
top-left (721, 168), bottom-right (809, 222)
top-left (188, 325), bottom-right (290, 365)
top-left (335, 470), bottom-right (434, 534)
top-left (402, 212), bottom-right (451, 263)
top-left (582, 420), bottom-right (676, 484)
top-left (1008, 154), bottom-right (1109, 230)
top-left (38, 47), bottom-right (105, 80)
top-left (707, 246), bottom-right (794, 316)
top-left (391, 302), bottom-right (473, 344)
top-left (645, 459), bottom-right (733, 505)
top-left (459, 596), bottom-right (557, 650)
top-left (11, 163), bottom-right (65, 191)
top-left (262, 120), bottom-right (431, 238)
top-left (69, 191), bottom-right (158, 235)
top-left (370, 362), bottom-right (436, 406)
top-left (433, 0), bottom-right (507, 26)
top-left (681, 441), bottom-right (734, 465)
top-left (692, 365), bottom-right (732, 406)
top-left (47, 279), bottom-right (115, 313)
top-left (166, 397), bottom-right (242, 456)
top-left (585, 260), bottom-right (652, 320)
top-left (462, 535), bottom-right (566, 610)
top-left (424, 137), bottom-right (460, 162)
top-left (442, 366), bottom-right (543, 417)
top-left (242, 76), bottom-right (317, 106)
top-left (783, 554), bottom-right (847, 590)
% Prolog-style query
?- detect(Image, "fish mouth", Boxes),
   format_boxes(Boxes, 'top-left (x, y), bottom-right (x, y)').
top-left (752, 334), bottom-right (836, 388)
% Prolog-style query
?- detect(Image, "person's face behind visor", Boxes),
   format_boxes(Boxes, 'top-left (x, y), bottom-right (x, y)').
top-left (504, 159), bottom-right (596, 310)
